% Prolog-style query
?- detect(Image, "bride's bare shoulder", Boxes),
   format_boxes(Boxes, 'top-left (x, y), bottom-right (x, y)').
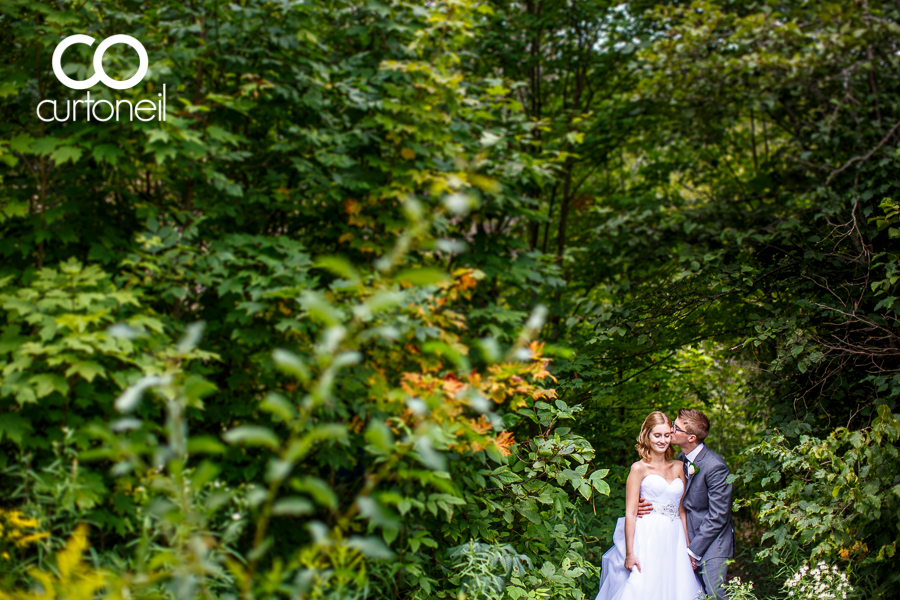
top-left (625, 461), bottom-right (647, 484)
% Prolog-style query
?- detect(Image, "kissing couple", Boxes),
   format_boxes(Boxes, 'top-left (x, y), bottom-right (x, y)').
top-left (595, 409), bottom-right (736, 600)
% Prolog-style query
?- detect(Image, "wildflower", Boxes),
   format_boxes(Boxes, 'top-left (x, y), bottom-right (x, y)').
top-left (782, 562), bottom-right (854, 600)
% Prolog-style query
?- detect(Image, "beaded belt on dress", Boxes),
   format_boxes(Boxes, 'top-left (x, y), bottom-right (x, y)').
top-left (650, 502), bottom-right (678, 520)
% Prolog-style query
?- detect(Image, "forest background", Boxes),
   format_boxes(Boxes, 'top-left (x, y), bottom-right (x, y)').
top-left (0, 0), bottom-right (899, 599)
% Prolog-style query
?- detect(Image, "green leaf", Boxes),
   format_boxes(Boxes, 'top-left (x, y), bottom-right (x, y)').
top-left (223, 425), bottom-right (280, 449)
top-left (146, 129), bottom-right (171, 144)
top-left (414, 435), bottom-right (447, 471)
top-left (507, 587), bottom-right (526, 600)
top-left (261, 392), bottom-right (296, 421)
top-left (91, 144), bottom-right (125, 166)
top-left (9, 133), bottom-right (34, 152)
top-left (290, 476), bottom-right (338, 509)
top-left (540, 561), bottom-right (556, 578)
top-left (421, 340), bottom-right (470, 372)
top-left (365, 420), bottom-right (394, 452)
top-left (29, 373), bottom-right (69, 398)
top-left (347, 536), bottom-right (396, 560)
top-left (383, 527), bottom-right (399, 546)
top-left (314, 256), bottom-right (360, 285)
top-left (49, 146), bottom-right (83, 166)
top-left (272, 349), bottom-right (311, 383)
top-left (578, 481), bottom-right (592, 500)
top-left (299, 292), bottom-right (342, 326)
top-left (518, 507), bottom-right (542, 524)
top-left (30, 137), bottom-right (60, 155)
top-left (0, 412), bottom-right (33, 445)
top-left (115, 375), bottom-right (169, 413)
top-left (184, 375), bottom-right (217, 403)
top-left (589, 469), bottom-right (609, 481)
top-left (177, 321), bottom-right (206, 353)
top-left (590, 478), bottom-right (610, 496)
top-left (394, 268), bottom-right (450, 286)
top-left (187, 436), bottom-right (226, 455)
top-left (65, 360), bottom-right (105, 383)
top-left (0, 81), bottom-right (20, 98)
top-left (272, 497), bottom-right (315, 516)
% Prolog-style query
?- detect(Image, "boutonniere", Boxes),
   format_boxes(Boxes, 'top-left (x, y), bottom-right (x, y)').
top-left (688, 462), bottom-right (700, 476)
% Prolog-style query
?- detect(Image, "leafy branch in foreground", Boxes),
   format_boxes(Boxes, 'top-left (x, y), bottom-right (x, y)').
top-left (734, 405), bottom-right (900, 595)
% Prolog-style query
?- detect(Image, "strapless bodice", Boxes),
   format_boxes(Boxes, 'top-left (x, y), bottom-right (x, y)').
top-left (640, 474), bottom-right (684, 504)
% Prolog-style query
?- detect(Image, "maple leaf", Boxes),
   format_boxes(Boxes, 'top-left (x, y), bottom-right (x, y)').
top-left (441, 374), bottom-right (464, 394)
top-left (509, 396), bottom-right (530, 411)
top-left (493, 431), bottom-right (516, 456)
top-left (468, 415), bottom-right (493, 435)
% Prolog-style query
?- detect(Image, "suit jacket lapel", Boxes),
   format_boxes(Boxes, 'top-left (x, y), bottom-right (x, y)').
top-left (683, 446), bottom-right (705, 497)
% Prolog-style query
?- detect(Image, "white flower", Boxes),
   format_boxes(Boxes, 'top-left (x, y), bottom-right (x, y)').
top-left (688, 463), bottom-right (696, 476)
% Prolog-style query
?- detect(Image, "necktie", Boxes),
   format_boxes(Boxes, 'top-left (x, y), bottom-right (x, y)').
top-left (683, 457), bottom-right (690, 478)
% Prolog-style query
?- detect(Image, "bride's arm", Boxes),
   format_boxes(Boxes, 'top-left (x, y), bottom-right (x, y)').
top-left (677, 465), bottom-right (695, 568)
top-left (623, 463), bottom-right (643, 573)
top-left (679, 500), bottom-right (696, 569)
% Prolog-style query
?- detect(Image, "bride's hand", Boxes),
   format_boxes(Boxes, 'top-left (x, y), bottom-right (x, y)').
top-left (624, 554), bottom-right (641, 573)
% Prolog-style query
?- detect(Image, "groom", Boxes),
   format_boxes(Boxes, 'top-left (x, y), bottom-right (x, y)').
top-left (637, 409), bottom-right (735, 599)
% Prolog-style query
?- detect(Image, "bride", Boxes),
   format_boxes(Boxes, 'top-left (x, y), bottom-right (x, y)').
top-left (595, 411), bottom-right (702, 600)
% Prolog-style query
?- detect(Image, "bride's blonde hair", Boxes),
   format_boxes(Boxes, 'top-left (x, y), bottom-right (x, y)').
top-left (635, 411), bottom-right (675, 461)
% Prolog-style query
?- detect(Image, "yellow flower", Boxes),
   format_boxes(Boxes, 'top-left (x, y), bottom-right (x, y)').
top-left (0, 508), bottom-right (48, 553)
top-left (8, 511), bottom-right (40, 529)
top-left (16, 532), bottom-right (50, 548)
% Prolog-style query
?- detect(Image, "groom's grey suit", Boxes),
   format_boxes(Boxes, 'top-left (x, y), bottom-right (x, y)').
top-left (678, 446), bottom-right (735, 600)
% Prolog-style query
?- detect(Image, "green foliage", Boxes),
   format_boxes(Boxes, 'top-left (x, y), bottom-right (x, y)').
top-left (0, 0), bottom-right (612, 597)
top-left (735, 406), bottom-right (900, 596)
top-left (446, 541), bottom-right (532, 600)
top-left (489, 0), bottom-right (900, 588)
top-left (3, 0), bottom-right (900, 596)
top-left (0, 259), bottom-right (167, 413)
top-left (1, 200), bottom-right (609, 600)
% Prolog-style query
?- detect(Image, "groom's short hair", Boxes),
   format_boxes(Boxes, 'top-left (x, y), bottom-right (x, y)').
top-left (678, 408), bottom-right (710, 442)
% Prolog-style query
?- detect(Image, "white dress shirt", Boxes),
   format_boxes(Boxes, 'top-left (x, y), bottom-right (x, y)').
top-left (685, 443), bottom-right (704, 465)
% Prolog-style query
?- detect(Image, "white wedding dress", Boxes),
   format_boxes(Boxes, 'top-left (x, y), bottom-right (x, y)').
top-left (595, 475), bottom-right (702, 600)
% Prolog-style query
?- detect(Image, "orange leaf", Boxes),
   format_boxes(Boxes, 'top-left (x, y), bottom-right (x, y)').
top-left (343, 198), bottom-right (360, 215)
top-left (494, 431), bottom-right (515, 456)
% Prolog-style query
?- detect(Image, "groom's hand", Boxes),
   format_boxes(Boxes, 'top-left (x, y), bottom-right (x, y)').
top-left (636, 496), bottom-right (653, 517)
